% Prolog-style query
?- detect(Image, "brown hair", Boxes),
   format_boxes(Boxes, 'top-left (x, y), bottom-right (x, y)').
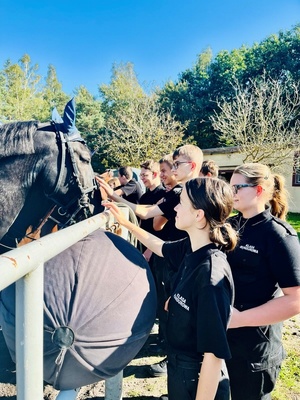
top-left (200, 160), bottom-right (219, 177)
top-left (233, 163), bottom-right (288, 220)
top-left (118, 166), bottom-right (133, 180)
top-left (159, 154), bottom-right (173, 169)
top-left (185, 178), bottom-right (237, 251)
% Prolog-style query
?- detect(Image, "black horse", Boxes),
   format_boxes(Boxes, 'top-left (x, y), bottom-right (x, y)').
top-left (0, 100), bottom-right (156, 391)
top-left (0, 101), bottom-right (100, 251)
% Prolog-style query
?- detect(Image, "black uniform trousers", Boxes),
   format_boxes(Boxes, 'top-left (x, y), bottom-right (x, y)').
top-left (167, 352), bottom-right (230, 400)
top-left (226, 323), bottom-right (285, 400)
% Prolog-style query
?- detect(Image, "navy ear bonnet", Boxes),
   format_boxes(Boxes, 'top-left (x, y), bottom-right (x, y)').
top-left (51, 98), bottom-right (85, 142)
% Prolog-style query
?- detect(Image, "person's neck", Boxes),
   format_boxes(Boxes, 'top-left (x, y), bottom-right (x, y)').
top-left (148, 182), bottom-right (160, 191)
top-left (188, 229), bottom-right (212, 252)
top-left (168, 179), bottom-right (178, 189)
top-left (241, 205), bottom-right (266, 219)
top-left (181, 172), bottom-right (198, 185)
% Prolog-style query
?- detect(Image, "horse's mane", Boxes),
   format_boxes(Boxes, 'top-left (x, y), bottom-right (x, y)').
top-left (0, 121), bottom-right (39, 158)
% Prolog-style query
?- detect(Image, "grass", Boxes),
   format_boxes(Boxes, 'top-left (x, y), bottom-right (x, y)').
top-left (272, 315), bottom-right (300, 399)
top-left (287, 212), bottom-right (300, 239)
top-left (272, 213), bottom-right (300, 399)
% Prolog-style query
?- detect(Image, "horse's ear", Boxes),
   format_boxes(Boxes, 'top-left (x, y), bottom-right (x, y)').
top-left (51, 107), bottom-right (63, 123)
top-left (63, 98), bottom-right (77, 135)
top-left (62, 98), bottom-right (84, 141)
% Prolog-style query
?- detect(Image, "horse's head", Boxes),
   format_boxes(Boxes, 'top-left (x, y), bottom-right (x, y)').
top-left (41, 99), bottom-right (103, 227)
top-left (0, 99), bottom-right (103, 251)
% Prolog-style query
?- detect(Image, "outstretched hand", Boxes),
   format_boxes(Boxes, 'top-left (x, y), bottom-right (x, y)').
top-left (102, 201), bottom-right (128, 227)
top-left (96, 176), bottom-right (114, 197)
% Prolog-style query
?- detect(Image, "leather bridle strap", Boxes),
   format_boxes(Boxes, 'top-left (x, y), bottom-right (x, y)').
top-left (44, 122), bottom-right (96, 226)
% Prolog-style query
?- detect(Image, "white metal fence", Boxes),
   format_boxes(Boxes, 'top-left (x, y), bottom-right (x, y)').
top-left (0, 209), bottom-right (130, 400)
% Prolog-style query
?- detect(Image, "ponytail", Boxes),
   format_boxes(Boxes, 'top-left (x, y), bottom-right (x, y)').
top-left (270, 174), bottom-right (288, 220)
top-left (210, 222), bottom-right (238, 252)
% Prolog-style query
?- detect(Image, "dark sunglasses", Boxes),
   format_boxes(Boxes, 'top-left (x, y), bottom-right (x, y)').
top-left (231, 183), bottom-right (257, 195)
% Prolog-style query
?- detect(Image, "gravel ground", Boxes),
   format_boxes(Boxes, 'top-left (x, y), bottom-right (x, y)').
top-left (0, 316), bottom-right (299, 400)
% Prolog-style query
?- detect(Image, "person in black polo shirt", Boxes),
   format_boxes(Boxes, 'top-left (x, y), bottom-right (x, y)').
top-left (96, 145), bottom-right (203, 380)
top-left (138, 159), bottom-right (166, 256)
top-left (103, 177), bottom-right (238, 400)
top-left (114, 166), bottom-right (143, 204)
top-left (227, 163), bottom-right (300, 400)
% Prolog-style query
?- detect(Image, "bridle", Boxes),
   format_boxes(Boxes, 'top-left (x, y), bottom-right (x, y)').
top-left (44, 122), bottom-right (97, 228)
top-left (0, 122), bottom-right (97, 252)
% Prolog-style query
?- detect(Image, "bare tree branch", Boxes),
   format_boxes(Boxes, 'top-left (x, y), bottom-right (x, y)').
top-left (210, 74), bottom-right (300, 172)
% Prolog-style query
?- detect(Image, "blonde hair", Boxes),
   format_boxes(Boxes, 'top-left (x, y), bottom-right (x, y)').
top-left (234, 163), bottom-right (289, 220)
top-left (140, 159), bottom-right (160, 174)
top-left (173, 144), bottom-right (203, 174)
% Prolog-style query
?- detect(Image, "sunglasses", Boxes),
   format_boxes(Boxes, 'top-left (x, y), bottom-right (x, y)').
top-left (231, 183), bottom-right (257, 195)
top-left (172, 161), bottom-right (192, 170)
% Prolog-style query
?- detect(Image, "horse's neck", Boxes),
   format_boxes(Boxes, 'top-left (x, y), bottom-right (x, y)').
top-left (0, 166), bottom-right (55, 251)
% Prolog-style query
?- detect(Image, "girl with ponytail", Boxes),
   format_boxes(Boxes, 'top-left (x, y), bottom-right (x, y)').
top-left (226, 163), bottom-right (300, 400)
top-left (103, 177), bottom-right (237, 400)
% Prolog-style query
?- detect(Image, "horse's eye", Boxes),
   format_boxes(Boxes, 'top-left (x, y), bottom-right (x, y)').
top-left (80, 154), bottom-right (91, 164)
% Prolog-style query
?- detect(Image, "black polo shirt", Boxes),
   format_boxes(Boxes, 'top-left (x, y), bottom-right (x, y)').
top-left (227, 208), bottom-right (300, 309)
top-left (162, 239), bottom-right (234, 360)
top-left (116, 179), bottom-right (143, 204)
top-left (158, 184), bottom-right (187, 241)
top-left (139, 184), bottom-right (166, 238)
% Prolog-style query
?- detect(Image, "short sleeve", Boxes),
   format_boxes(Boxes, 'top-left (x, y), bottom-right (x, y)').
top-left (158, 188), bottom-right (181, 220)
top-left (196, 284), bottom-right (232, 359)
top-left (269, 234), bottom-right (300, 288)
top-left (121, 180), bottom-right (137, 197)
top-left (162, 239), bottom-right (189, 273)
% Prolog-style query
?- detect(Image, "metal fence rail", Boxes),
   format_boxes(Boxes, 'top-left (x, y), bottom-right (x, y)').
top-left (0, 209), bottom-right (127, 400)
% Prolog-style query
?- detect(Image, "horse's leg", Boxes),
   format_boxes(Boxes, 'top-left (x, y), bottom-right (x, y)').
top-left (56, 388), bottom-right (79, 399)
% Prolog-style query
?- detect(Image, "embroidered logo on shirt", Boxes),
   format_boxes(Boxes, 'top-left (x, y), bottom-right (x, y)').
top-left (174, 293), bottom-right (190, 311)
top-left (240, 244), bottom-right (258, 254)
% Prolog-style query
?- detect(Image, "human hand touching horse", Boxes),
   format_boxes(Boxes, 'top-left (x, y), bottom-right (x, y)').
top-left (102, 201), bottom-right (131, 229)
top-left (96, 176), bottom-right (114, 198)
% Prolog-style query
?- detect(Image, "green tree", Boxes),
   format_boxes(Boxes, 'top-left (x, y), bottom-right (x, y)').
top-left (74, 86), bottom-right (105, 171)
top-left (40, 64), bottom-right (69, 121)
top-left (101, 94), bottom-right (186, 166)
top-left (1, 54), bottom-right (44, 120)
top-left (100, 62), bottom-right (145, 115)
top-left (158, 48), bottom-right (216, 148)
top-left (98, 63), bottom-right (186, 167)
top-left (158, 24), bottom-right (300, 150)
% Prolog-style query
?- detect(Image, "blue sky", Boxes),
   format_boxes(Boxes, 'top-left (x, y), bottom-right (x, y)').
top-left (1, 0), bottom-right (300, 97)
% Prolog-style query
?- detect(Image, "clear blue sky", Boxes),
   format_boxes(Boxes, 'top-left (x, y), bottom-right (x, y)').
top-left (1, 0), bottom-right (300, 97)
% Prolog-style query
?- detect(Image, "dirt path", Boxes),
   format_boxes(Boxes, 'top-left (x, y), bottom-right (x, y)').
top-left (0, 316), bottom-right (299, 400)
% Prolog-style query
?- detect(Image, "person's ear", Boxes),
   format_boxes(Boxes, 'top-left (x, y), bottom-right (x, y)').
top-left (191, 161), bottom-right (196, 171)
top-left (257, 185), bottom-right (264, 196)
top-left (196, 209), bottom-right (205, 222)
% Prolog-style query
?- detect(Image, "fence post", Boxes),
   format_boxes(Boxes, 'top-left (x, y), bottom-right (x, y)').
top-left (15, 263), bottom-right (44, 400)
top-left (104, 371), bottom-right (123, 400)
